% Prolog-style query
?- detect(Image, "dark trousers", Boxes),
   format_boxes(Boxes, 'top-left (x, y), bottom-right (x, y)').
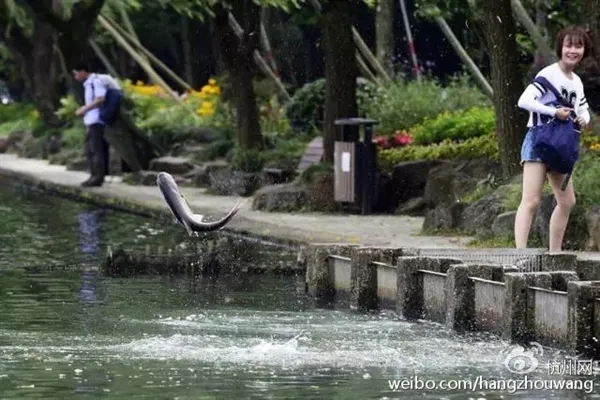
top-left (84, 123), bottom-right (109, 179)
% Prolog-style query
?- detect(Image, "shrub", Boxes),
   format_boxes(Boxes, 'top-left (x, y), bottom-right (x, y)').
top-left (124, 78), bottom-right (236, 149)
top-left (230, 148), bottom-right (267, 173)
top-left (264, 137), bottom-right (306, 163)
top-left (61, 123), bottom-right (85, 149)
top-left (378, 133), bottom-right (499, 172)
top-left (297, 162), bottom-right (333, 184)
top-left (0, 103), bottom-right (42, 138)
top-left (573, 150), bottom-right (600, 207)
top-left (365, 73), bottom-right (491, 135)
top-left (137, 104), bottom-right (208, 149)
top-left (260, 95), bottom-right (292, 137)
top-left (410, 106), bottom-right (496, 145)
top-left (284, 77), bottom-right (384, 134)
top-left (0, 102), bottom-right (37, 123)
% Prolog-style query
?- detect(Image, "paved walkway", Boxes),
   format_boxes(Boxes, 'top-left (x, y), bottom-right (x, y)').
top-left (4, 153), bottom-right (600, 262)
top-left (0, 154), bottom-right (472, 248)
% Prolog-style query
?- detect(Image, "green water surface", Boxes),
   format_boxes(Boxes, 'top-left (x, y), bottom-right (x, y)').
top-left (0, 180), bottom-right (597, 399)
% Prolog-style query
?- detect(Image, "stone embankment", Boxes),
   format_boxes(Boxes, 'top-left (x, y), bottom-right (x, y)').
top-left (303, 244), bottom-right (600, 357)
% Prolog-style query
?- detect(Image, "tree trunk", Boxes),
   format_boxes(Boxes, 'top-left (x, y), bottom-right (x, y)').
top-left (584, 0), bottom-right (600, 60)
top-left (2, 21), bottom-right (61, 127)
top-left (375, 0), bottom-right (395, 75)
top-left (581, 0), bottom-right (600, 112)
top-left (181, 15), bottom-right (194, 87)
top-left (213, 1), bottom-right (263, 150)
top-left (482, 0), bottom-right (525, 178)
top-left (321, 0), bottom-right (359, 163)
top-left (32, 33), bottom-right (60, 127)
top-left (23, 0), bottom-right (106, 103)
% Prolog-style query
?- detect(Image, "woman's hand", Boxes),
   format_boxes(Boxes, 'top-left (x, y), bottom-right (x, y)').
top-left (555, 107), bottom-right (572, 121)
top-left (575, 116), bottom-right (588, 129)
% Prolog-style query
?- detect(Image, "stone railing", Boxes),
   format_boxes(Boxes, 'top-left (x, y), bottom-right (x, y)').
top-left (303, 244), bottom-right (600, 357)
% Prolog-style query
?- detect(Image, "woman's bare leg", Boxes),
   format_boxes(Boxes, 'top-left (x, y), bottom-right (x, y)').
top-left (546, 173), bottom-right (576, 252)
top-left (514, 162), bottom-right (547, 248)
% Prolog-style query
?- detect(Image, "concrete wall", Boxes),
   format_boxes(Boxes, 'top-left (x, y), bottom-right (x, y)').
top-left (530, 287), bottom-right (568, 346)
top-left (304, 245), bottom-right (600, 357)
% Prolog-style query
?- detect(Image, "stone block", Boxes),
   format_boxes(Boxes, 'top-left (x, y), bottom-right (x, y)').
top-left (396, 257), bottom-right (430, 320)
top-left (567, 281), bottom-right (600, 356)
top-left (349, 247), bottom-right (378, 311)
top-left (576, 259), bottom-right (600, 281)
top-left (542, 253), bottom-right (577, 272)
top-left (445, 264), bottom-right (473, 332)
top-left (503, 273), bottom-right (532, 342)
top-left (550, 271), bottom-right (579, 292)
top-left (427, 257), bottom-right (464, 273)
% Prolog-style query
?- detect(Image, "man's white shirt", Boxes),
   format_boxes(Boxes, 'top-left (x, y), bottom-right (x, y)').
top-left (83, 73), bottom-right (107, 126)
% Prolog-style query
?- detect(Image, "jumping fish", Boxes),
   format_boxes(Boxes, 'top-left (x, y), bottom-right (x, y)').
top-left (156, 172), bottom-right (244, 235)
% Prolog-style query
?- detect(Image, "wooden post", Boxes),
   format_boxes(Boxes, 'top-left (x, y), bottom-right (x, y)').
top-left (433, 15), bottom-right (494, 98)
top-left (97, 14), bottom-right (203, 125)
top-left (510, 0), bottom-right (556, 61)
top-left (356, 52), bottom-right (381, 85)
top-left (118, 3), bottom-right (150, 65)
top-left (259, 8), bottom-right (280, 77)
top-left (309, 0), bottom-right (392, 84)
top-left (89, 39), bottom-right (120, 78)
top-left (352, 27), bottom-right (393, 83)
top-left (102, 14), bottom-right (194, 92)
top-left (227, 13), bottom-right (291, 101)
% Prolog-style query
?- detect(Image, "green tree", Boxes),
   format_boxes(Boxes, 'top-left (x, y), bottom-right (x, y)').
top-left (415, 0), bottom-right (526, 177)
top-left (481, 0), bottom-right (525, 178)
top-left (157, 0), bottom-right (303, 150)
top-left (0, 0), bottom-right (107, 126)
top-left (321, 0), bottom-right (359, 163)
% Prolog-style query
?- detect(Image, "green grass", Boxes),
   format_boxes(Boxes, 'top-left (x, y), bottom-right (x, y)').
top-left (467, 234), bottom-right (544, 249)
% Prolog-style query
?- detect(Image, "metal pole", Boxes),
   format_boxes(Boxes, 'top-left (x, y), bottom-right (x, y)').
top-left (398, 0), bottom-right (421, 81)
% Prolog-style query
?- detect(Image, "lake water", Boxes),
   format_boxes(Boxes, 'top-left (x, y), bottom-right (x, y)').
top-left (0, 178), bottom-right (597, 399)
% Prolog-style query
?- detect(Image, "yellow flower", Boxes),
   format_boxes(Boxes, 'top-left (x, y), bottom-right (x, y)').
top-left (197, 107), bottom-right (214, 117)
top-left (208, 78), bottom-right (217, 86)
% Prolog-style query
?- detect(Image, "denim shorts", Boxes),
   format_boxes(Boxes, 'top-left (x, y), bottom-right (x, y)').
top-left (520, 128), bottom-right (543, 165)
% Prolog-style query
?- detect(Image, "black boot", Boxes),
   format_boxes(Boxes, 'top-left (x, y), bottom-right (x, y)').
top-left (81, 154), bottom-right (94, 186)
top-left (81, 156), bottom-right (105, 187)
top-left (81, 175), bottom-right (104, 187)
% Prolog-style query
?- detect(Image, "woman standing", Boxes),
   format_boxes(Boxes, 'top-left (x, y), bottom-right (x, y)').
top-left (515, 26), bottom-right (592, 251)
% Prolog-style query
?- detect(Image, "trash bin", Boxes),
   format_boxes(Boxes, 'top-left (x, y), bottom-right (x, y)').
top-left (334, 118), bottom-right (379, 214)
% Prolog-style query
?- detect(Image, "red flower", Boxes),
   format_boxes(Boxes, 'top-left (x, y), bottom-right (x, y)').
top-left (374, 136), bottom-right (390, 149)
top-left (390, 131), bottom-right (413, 147)
top-left (374, 131), bottom-right (413, 149)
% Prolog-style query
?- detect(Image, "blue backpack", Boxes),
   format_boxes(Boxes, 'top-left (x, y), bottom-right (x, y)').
top-left (531, 76), bottom-right (581, 176)
top-left (91, 76), bottom-right (123, 126)
top-left (99, 87), bottom-right (123, 126)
